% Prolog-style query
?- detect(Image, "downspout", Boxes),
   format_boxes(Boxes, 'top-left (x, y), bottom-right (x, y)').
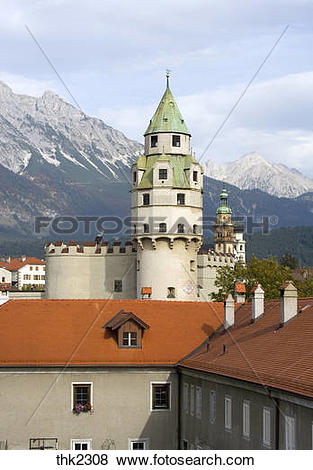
top-left (177, 368), bottom-right (182, 450)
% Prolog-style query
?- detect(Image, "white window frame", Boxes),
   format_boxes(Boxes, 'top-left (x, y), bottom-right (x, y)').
top-left (71, 439), bottom-right (92, 450)
top-left (263, 407), bottom-right (271, 448)
top-left (242, 400), bottom-right (250, 439)
top-left (209, 390), bottom-right (216, 424)
top-left (196, 386), bottom-right (202, 420)
top-left (129, 438), bottom-right (149, 450)
top-left (285, 415), bottom-right (295, 450)
top-left (190, 385), bottom-right (195, 416)
top-left (71, 382), bottom-right (93, 411)
top-left (150, 382), bottom-right (171, 412)
top-left (225, 395), bottom-right (232, 431)
top-left (183, 383), bottom-right (189, 414)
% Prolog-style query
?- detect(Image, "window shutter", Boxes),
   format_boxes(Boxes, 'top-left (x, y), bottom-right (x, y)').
top-left (209, 390), bottom-right (216, 423)
top-left (263, 408), bottom-right (271, 447)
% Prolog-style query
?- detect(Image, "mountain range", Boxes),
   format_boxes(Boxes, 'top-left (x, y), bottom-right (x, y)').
top-left (0, 82), bottom-right (312, 242)
top-left (203, 152), bottom-right (313, 198)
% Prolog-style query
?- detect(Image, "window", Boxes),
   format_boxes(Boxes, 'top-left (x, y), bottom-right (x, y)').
top-left (143, 193), bottom-right (150, 206)
top-left (225, 396), bottom-right (232, 430)
top-left (114, 280), bottom-right (123, 292)
top-left (29, 438), bottom-right (58, 450)
top-left (41, 275), bottom-right (45, 280)
top-left (151, 383), bottom-right (170, 410)
top-left (133, 171), bottom-right (137, 183)
top-left (137, 260), bottom-right (140, 271)
top-left (129, 439), bottom-right (149, 450)
top-left (177, 193), bottom-right (185, 205)
top-left (209, 390), bottom-right (216, 424)
top-left (122, 332), bottom-right (137, 347)
top-left (172, 135), bottom-right (181, 147)
top-left (167, 287), bottom-right (175, 298)
top-left (285, 416), bottom-right (295, 449)
top-left (177, 224), bottom-right (185, 233)
top-left (193, 171), bottom-right (198, 182)
top-left (190, 385), bottom-right (195, 416)
top-left (263, 408), bottom-right (271, 448)
top-left (133, 224), bottom-right (136, 234)
top-left (151, 135), bottom-right (158, 148)
top-left (242, 400), bottom-right (250, 438)
top-left (30, 266), bottom-right (33, 271)
top-left (190, 260), bottom-right (195, 272)
top-left (143, 224), bottom-right (149, 233)
top-left (71, 440), bottom-right (92, 451)
top-left (35, 266), bottom-right (39, 271)
top-left (72, 383), bottom-right (92, 409)
top-left (159, 223), bottom-right (167, 233)
top-left (193, 224), bottom-right (197, 234)
top-left (1, 277), bottom-right (4, 282)
top-left (196, 386), bottom-right (202, 419)
top-left (183, 383), bottom-right (189, 414)
top-left (159, 169), bottom-right (168, 180)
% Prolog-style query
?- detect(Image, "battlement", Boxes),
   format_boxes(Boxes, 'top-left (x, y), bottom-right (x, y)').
top-left (197, 249), bottom-right (235, 268)
top-left (45, 240), bottom-right (136, 256)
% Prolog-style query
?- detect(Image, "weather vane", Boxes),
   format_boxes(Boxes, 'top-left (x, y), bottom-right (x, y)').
top-left (166, 69), bottom-right (172, 86)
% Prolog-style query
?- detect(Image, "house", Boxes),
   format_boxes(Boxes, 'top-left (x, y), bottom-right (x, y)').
top-left (0, 266), bottom-right (11, 290)
top-left (0, 298), bottom-right (223, 450)
top-left (179, 282), bottom-right (313, 449)
top-left (0, 257), bottom-right (45, 290)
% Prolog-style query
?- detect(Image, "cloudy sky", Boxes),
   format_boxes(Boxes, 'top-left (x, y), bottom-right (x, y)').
top-left (1, 0), bottom-right (313, 175)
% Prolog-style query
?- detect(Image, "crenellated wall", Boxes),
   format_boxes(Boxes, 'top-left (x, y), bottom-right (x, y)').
top-left (197, 250), bottom-right (235, 301)
top-left (45, 241), bottom-right (136, 299)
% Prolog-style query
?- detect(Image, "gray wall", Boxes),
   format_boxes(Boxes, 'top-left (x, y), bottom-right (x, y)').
top-left (179, 368), bottom-right (313, 450)
top-left (0, 367), bottom-right (178, 450)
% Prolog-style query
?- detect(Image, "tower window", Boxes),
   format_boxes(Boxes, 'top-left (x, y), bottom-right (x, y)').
top-left (172, 135), bottom-right (181, 147)
top-left (177, 193), bottom-right (185, 205)
top-left (167, 287), bottom-right (176, 299)
top-left (159, 169), bottom-right (168, 180)
top-left (151, 135), bottom-right (158, 147)
top-left (133, 224), bottom-right (136, 234)
top-left (193, 171), bottom-right (198, 182)
top-left (193, 224), bottom-right (197, 234)
top-left (178, 224), bottom-right (185, 233)
top-left (133, 171), bottom-right (137, 183)
top-left (159, 223), bottom-right (167, 233)
top-left (143, 193), bottom-right (150, 205)
top-left (114, 280), bottom-right (123, 292)
top-left (190, 260), bottom-right (195, 272)
top-left (143, 224), bottom-right (149, 233)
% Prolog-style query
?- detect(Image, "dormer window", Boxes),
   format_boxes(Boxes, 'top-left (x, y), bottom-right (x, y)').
top-left (143, 193), bottom-right (150, 206)
top-left (193, 171), bottom-right (198, 182)
top-left (159, 169), bottom-right (168, 180)
top-left (151, 135), bottom-right (158, 148)
top-left (103, 310), bottom-right (149, 349)
top-left (172, 135), bottom-right (181, 147)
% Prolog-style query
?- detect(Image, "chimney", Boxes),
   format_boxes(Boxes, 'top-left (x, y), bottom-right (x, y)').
top-left (280, 280), bottom-right (298, 325)
top-left (224, 293), bottom-right (235, 329)
top-left (234, 282), bottom-right (246, 303)
top-left (251, 284), bottom-right (264, 321)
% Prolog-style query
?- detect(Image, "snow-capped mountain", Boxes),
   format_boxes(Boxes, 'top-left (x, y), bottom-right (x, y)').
top-left (203, 153), bottom-right (313, 198)
top-left (0, 81), bottom-right (142, 180)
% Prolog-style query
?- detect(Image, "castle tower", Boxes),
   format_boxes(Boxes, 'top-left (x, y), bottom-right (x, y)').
top-left (131, 74), bottom-right (203, 301)
top-left (234, 221), bottom-right (246, 265)
top-left (214, 185), bottom-right (234, 254)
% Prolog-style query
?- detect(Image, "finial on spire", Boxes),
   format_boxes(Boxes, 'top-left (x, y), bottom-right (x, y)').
top-left (166, 69), bottom-right (171, 88)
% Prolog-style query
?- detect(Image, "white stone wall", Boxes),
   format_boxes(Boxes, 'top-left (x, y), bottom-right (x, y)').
top-left (45, 243), bottom-right (136, 300)
top-left (0, 267), bottom-right (11, 285)
top-left (144, 132), bottom-right (190, 156)
top-left (197, 252), bottom-right (235, 301)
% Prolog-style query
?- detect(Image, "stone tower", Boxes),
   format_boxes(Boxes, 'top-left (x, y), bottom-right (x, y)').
top-left (214, 185), bottom-right (234, 255)
top-left (131, 74), bottom-right (203, 301)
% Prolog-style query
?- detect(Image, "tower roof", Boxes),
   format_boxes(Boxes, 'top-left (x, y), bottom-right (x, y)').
top-left (216, 185), bottom-right (232, 215)
top-left (144, 74), bottom-right (190, 136)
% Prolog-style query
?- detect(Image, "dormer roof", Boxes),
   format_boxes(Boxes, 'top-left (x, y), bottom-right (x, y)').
top-left (103, 310), bottom-right (150, 331)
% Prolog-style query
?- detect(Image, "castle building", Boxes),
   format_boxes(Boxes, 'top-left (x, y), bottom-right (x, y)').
top-left (45, 76), bottom-right (243, 301)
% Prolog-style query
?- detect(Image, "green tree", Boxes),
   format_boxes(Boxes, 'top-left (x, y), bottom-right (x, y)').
top-left (280, 253), bottom-right (297, 270)
top-left (213, 257), bottom-right (293, 301)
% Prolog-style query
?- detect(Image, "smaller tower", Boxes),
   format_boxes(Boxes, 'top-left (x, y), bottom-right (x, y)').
top-left (214, 185), bottom-right (234, 254)
top-left (234, 221), bottom-right (246, 265)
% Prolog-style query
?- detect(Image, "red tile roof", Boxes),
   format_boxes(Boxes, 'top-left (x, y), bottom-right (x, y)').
top-left (0, 257), bottom-right (45, 271)
top-left (235, 282), bottom-right (246, 294)
top-left (180, 298), bottom-right (313, 399)
top-left (0, 299), bottom-right (224, 367)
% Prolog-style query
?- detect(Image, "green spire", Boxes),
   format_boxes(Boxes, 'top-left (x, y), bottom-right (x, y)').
top-left (217, 183), bottom-right (232, 215)
top-left (144, 73), bottom-right (190, 136)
